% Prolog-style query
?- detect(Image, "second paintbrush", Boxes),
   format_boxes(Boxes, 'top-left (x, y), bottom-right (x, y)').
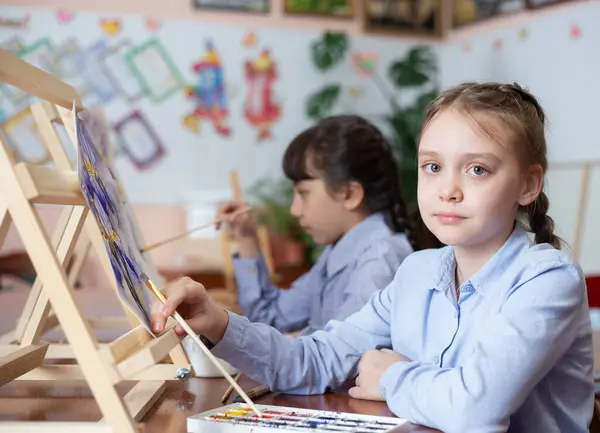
top-left (233, 384), bottom-right (270, 403)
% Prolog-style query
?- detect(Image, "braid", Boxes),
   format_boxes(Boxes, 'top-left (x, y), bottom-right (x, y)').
top-left (523, 191), bottom-right (561, 249)
top-left (389, 183), bottom-right (421, 251)
top-left (380, 141), bottom-right (421, 251)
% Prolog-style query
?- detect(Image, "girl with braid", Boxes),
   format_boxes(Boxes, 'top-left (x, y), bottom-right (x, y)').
top-left (212, 115), bottom-right (418, 336)
top-left (152, 83), bottom-right (594, 432)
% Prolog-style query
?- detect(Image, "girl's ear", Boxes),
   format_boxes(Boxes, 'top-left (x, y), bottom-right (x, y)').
top-left (343, 181), bottom-right (365, 211)
top-left (518, 164), bottom-right (544, 207)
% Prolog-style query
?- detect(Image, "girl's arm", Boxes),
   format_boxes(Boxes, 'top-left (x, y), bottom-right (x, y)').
top-left (233, 251), bottom-right (316, 333)
top-left (211, 282), bottom-right (395, 394)
top-left (380, 261), bottom-right (590, 432)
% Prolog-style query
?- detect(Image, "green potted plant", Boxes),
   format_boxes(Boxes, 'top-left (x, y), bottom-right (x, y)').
top-left (305, 32), bottom-right (443, 248)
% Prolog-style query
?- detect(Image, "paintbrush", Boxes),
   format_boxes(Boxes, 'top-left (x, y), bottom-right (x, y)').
top-left (141, 273), bottom-right (262, 418)
top-left (221, 372), bottom-right (242, 403)
top-left (233, 384), bottom-right (270, 403)
top-left (139, 206), bottom-right (251, 253)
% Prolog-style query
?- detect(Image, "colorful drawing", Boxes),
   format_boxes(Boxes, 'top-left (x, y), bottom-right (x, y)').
top-left (352, 52), bottom-right (378, 77)
top-left (113, 110), bottom-right (166, 171)
top-left (77, 41), bottom-right (118, 106)
top-left (100, 18), bottom-right (122, 37)
top-left (0, 14), bottom-right (29, 29)
top-left (570, 24), bottom-right (581, 39)
top-left (183, 41), bottom-right (232, 136)
top-left (125, 38), bottom-right (184, 104)
top-left (244, 48), bottom-right (281, 141)
top-left (101, 40), bottom-right (144, 102)
top-left (56, 9), bottom-right (74, 23)
top-left (146, 17), bottom-right (161, 31)
top-left (51, 39), bottom-right (92, 100)
top-left (518, 28), bottom-right (529, 41)
top-left (242, 31), bottom-right (257, 48)
top-left (75, 106), bottom-right (155, 332)
top-left (1, 108), bottom-right (50, 164)
top-left (192, 0), bottom-right (269, 13)
top-left (348, 85), bottom-right (364, 98)
top-left (187, 403), bottom-right (408, 432)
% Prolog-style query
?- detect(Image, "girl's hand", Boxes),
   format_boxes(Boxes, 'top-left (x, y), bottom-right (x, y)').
top-left (150, 277), bottom-right (229, 344)
top-left (348, 349), bottom-right (409, 401)
top-left (216, 200), bottom-right (256, 240)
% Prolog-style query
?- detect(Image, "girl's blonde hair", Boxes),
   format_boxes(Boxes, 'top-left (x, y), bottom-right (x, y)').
top-left (421, 82), bottom-right (560, 249)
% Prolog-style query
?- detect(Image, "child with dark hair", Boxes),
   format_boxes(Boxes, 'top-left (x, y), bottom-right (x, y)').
top-left (215, 115), bottom-right (417, 335)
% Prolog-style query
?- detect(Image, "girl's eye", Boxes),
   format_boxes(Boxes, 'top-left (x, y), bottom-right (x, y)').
top-left (467, 166), bottom-right (488, 176)
top-left (424, 163), bottom-right (441, 174)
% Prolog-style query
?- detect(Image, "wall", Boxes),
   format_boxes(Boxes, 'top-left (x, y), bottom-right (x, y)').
top-left (1, 1), bottom-right (600, 275)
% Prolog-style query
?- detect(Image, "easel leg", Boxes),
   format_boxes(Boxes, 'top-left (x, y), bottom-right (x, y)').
top-left (0, 154), bottom-right (138, 433)
top-left (13, 206), bottom-right (76, 343)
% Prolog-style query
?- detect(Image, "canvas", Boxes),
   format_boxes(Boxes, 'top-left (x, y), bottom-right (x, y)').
top-left (75, 105), bottom-right (154, 332)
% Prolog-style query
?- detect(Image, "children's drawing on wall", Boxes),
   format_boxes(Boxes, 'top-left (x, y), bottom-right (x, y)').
top-left (125, 38), bottom-right (184, 104)
top-left (352, 51), bottom-right (378, 77)
top-left (146, 18), bottom-right (161, 32)
top-left (99, 18), bottom-right (122, 37)
top-left (0, 14), bottom-right (30, 30)
top-left (76, 40), bottom-right (118, 107)
top-left (101, 39), bottom-right (144, 102)
top-left (242, 31), bottom-right (257, 48)
top-left (1, 108), bottom-right (50, 165)
top-left (113, 110), bottom-right (166, 171)
top-left (244, 48), bottom-right (282, 142)
top-left (76, 107), bottom-right (155, 332)
top-left (182, 40), bottom-right (232, 136)
top-left (56, 9), bottom-right (74, 24)
top-left (52, 39), bottom-right (92, 102)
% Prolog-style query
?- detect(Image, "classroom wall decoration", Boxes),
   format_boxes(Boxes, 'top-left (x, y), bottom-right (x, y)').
top-left (192, 0), bottom-right (270, 13)
top-left (183, 41), bottom-right (232, 136)
top-left (99, 18), bottom-right (122, 37)
top-left (101, 39), bottom-right (145, 102)
top-left (244, 48), bottom-right (281, 141)
top-left (0, 14), bottom-right (29, 29)
top-left (1, 108), bottom-right (50, 164)
top-left (113, 110), bottom-right (166, 171)
top-left (285, 0), bottom-right (353, 18)
top-left (125, 38), bottom-right (184, 104)
top-left (56, 9), bottom-right (74, 24)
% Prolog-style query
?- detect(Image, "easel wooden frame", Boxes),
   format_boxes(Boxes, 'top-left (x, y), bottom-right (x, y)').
top-left (0, 48), bottom-right (191, 432)
top-left (1, 101), bottom-right (190, 370)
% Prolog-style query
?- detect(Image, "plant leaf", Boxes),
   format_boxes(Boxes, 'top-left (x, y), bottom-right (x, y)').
top-left (306, 85), bottom-right (340, 119)
top-left (388, 46), bottom-right (437, 88)
top-left (311, 32), bottom-right (349, 71)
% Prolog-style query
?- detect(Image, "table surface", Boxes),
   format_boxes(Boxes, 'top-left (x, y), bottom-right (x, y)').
top-left (0, 374), bottom-right (440, 432)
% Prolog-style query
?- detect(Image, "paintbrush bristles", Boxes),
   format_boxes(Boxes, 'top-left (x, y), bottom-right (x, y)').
top-left (141, 274), bottom-right (262, 418)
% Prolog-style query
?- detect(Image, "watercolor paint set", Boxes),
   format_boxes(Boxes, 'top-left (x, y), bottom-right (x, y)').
top-left (187, 403), bottom-right (407, 433)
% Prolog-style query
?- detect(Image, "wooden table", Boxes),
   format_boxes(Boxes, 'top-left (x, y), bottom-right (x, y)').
top-left (0, 375), bottom-right (440, 432)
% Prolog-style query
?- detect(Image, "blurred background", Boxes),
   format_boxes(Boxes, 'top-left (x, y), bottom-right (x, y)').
top-left (0, 0), bottom-right (599, 329)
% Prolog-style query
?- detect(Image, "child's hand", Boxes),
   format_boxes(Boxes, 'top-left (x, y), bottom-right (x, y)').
top-left (348, 349), bottom-right (409, 401)
top-left (150, 277), bottom-right (229, 344)
top-left (216, 200), bottom-right (256, 240)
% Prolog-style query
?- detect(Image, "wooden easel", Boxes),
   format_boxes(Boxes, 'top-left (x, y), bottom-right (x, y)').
top-left (1, 100), bottom-right (190, 370)
top-left (0, 48), bottom-right (191, 432)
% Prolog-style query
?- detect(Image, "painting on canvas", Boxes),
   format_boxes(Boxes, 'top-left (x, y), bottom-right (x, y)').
top-left (74, 105), bottom-right (154, 332)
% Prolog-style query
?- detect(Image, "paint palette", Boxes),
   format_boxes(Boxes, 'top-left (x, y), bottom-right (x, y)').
top-left (187, 403), bottom-right (407, 433)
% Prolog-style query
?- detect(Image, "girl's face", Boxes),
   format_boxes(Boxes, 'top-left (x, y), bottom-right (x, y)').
top-left (290, 175), bottom-right (361, 245)
top-left (417, 108), bottom-right (542, 255)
